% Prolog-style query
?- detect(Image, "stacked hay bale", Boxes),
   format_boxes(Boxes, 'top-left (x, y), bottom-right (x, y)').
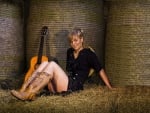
top-left (0, 0), bottom-right (24, 78)
top-left (26, 0), bottom-right (105, 71)
top-left (105, 0), bottom-right (150, 85)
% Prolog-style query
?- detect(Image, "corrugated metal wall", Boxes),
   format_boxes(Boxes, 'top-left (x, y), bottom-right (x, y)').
top-left (105, 0), bottom-right (150, 85)
top-left (0, 1), bottom-right (24, 77)
top-left (26, 0), bottom-right (105, 70)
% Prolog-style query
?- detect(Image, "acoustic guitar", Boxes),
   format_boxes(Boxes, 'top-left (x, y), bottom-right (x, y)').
top-left (24, 26), bottom-right (49, 82)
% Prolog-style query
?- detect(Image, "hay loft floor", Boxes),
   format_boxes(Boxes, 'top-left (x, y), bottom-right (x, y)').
top-left (0, 84), bottom-right (149, 113)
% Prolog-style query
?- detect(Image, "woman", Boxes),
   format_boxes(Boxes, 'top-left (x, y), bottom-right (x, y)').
top-left (11, 28), bottom-right (112, 101)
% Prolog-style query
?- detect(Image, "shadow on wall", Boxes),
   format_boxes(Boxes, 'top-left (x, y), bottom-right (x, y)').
top-left (53, 29), bottom-right (70, 69)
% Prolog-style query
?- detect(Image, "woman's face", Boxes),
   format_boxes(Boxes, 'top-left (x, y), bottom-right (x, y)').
top-left (70, 35), bottom-right (83, 51)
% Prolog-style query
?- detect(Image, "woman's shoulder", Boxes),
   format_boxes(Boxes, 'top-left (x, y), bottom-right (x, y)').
top-left (83, 47), bottom-right (95, 54)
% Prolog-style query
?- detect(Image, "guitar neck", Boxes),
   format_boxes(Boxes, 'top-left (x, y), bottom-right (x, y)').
top-left (37, 36), bottom-right (44, 64)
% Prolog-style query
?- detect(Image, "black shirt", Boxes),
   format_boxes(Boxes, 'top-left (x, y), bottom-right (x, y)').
top-left (66, 48), bottom-right (102, 84)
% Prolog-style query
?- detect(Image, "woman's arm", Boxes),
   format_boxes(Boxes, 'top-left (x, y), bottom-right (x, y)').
top-left (99, 69), bottom-right (113, 90)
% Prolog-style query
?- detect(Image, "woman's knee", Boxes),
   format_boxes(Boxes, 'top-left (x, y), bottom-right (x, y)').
top-left (41, 61), bottom-right (49, 65)
top-left (39, 61), bottom-right (49, 68)
top-left (48, 61), bottom-right (60, 69)
top-left (35, 61), bottom-right (49, 72)
top-left (40, 61), bottom-right (56, 67)
top-left (48, 61), bottom-right (57, 66)
top-left (42, 61), bottom-right (58, 74)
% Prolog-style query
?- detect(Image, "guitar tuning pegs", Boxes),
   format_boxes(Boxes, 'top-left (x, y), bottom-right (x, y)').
top-left (41, 26), bottom-right (49, 36)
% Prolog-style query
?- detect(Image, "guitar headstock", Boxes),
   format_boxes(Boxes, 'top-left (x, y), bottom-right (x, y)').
top-left (41, 26), bottom-right (49, 37)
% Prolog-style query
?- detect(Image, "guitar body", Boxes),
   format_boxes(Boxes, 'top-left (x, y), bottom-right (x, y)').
top-left (24, 56), bottom-right (48, 82)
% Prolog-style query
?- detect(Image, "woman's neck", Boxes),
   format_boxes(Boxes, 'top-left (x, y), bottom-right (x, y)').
top-left (74, 47), bottom-right (84, 53)
top-left (73, 47), bottom-right (84, 59)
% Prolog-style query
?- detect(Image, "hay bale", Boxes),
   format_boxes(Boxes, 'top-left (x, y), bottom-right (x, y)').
top-left (26, 0), bottom-right (105, 70)
top-left (105, 0), bottom-right (150, 85)
top-left (0, 0), bottom-right (24, 77)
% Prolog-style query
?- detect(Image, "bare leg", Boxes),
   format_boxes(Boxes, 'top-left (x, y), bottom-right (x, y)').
top-left (11, 61), bottom-right (69, 100)
top-left (47, 80), bottom-right (56, 93)
top-left (42, 61), bottom-right (69, 92)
